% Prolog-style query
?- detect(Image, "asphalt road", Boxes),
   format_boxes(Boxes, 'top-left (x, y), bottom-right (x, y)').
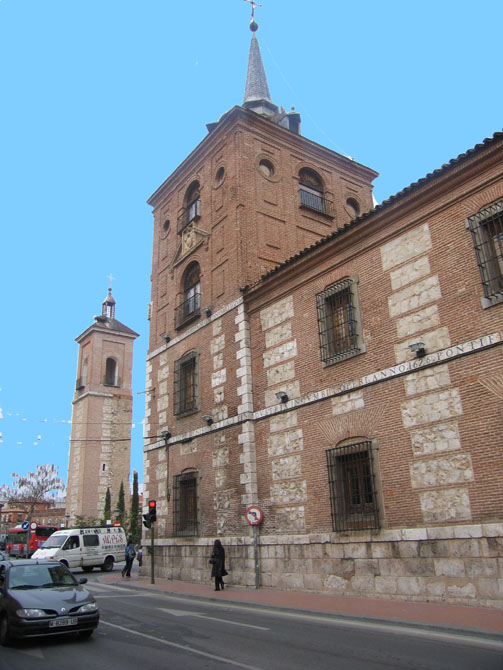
top-left (1, 570), bottom-right (502, 670)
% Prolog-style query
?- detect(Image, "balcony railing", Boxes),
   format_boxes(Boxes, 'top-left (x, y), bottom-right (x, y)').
top-left (299, 188), bottom-right (334, 217)
top-left (175, 293), bottom-right (201, 329)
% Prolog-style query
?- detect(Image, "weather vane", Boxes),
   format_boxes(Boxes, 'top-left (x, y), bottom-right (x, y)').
top-left (244, 0), bottom-right (262, 29)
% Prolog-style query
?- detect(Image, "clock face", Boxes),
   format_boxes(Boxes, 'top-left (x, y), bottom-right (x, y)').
top-left (245, 505), bottom-right (263, 525)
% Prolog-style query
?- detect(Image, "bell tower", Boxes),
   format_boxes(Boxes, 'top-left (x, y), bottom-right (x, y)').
top-left (66, 287), bottom-right (139, 525)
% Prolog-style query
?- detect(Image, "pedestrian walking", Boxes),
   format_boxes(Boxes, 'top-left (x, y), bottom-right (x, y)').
top-left (209, 539), bottom-right (227, 591)
top-left (122, 537), bottom-right (136, 578)
top-left (137, 545), bottom-right (143, 567)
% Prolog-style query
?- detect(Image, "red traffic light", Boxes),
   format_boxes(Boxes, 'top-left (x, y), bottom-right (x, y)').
top-left (148, 499), bottom-right (157, 522)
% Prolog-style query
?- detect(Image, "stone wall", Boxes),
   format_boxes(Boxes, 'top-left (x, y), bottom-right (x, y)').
top-left (148, 523), bottom-right (503, 608)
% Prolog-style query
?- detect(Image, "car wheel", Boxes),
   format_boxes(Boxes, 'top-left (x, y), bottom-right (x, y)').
top-left (60, 560), bottom-right (69, 569)
top-left (78, 629), bottom-right (94, 640)
top-left (82, 566), bottom-right (94, 573)
top-left (100, 557), bottom-right (114, 572)
top-left (0, 615), bottom-right (13, 646)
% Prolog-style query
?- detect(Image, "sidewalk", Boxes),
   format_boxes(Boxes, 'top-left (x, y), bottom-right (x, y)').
top-left (98, 568), bottom-right (503, 636)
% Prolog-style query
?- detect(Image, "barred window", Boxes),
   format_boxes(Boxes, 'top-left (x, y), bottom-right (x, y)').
top-left (326, 441), bottom-right (379, 532)
top-left (467, 200), bottom-right (503, 306)
top-left (316, 277), bottom-right (364, 365)
top-left (173, 352), bottom-right (199, 416)
top-left (173, 471), bottom-right (198, 536)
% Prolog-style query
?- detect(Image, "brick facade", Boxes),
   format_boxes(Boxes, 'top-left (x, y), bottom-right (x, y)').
top-left (143, 97), bottom-right (503, 606)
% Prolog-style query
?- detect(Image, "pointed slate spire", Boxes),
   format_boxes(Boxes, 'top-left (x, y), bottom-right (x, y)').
top-left (243, 23), bottom-right (278, 117)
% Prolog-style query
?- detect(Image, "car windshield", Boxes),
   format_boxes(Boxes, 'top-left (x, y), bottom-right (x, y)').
top-left (8, 564), bottom-right (78, 589)
top-left (41, 535), bottom-right (66, 549)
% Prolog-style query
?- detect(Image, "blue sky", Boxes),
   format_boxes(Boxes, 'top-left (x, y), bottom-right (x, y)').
top-left (1, 0), bottom-right (502, 495)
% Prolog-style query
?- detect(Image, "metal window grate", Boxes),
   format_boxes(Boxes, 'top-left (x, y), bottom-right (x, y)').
top-left (326, 441), bottom-right (379, 532)
top-left (316, 279), bottom-right (360, 363)
top-left (468, 200), bottom-right (503, 299)
top-left (173, 353), bottom-right (198, 415)
top-left (173, 472), bottom-right (198, 536)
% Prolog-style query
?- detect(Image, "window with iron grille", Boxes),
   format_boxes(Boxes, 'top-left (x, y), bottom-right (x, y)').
top-left (173, 352), bottom-right (199, 416)
top-left (173, 471), bottom-right (198, 536)
top-left (316, 277), bottom-right (365, 366)
top-left (326, 441), bottom-right (379, 532)
top-left (467, 200), bottom-right (503, 306)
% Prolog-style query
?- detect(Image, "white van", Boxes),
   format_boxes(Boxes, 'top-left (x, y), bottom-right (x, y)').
top-left (31, 526), bottom-right (126, 572)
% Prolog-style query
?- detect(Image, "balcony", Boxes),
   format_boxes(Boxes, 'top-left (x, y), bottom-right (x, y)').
top-left (175, 293), bottom-right (201, 329)
top-left (299, 188), bottom-right (334, 217)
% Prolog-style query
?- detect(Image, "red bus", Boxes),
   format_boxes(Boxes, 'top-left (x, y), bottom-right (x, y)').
top-left (6, 525), bottom-right (59, 557)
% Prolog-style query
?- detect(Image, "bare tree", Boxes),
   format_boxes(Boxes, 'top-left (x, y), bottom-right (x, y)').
top-left (0, 464), bottom-right (65, 518)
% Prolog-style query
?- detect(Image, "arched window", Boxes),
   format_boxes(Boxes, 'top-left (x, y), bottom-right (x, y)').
top-left (185, 181), bottom-right (200, 222)
top-left (178, 181), bottom-right (201, 234)
top-left (104, 357), bottom-right (118, 386)
top-left (299, 168), bottom-right (330, 215)
top-left (176, 262), bottom-right (201, 327)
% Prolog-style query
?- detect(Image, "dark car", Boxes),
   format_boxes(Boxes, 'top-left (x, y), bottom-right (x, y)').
top-left (0, 559), bottom-right (99, 645)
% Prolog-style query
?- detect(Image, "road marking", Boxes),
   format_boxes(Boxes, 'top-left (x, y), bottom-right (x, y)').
top-left (14, 647), bottom-right (45, 659)
top-left (150, 595), bottom-right (503, 651)
top-left (158, 607), bottom-right (269, 630)
top-left (101, 620), bottom-right (265, 670)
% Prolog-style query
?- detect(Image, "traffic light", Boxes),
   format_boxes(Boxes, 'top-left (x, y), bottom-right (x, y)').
top-left (142, 512), bottom-right (151, 529)
top-left (148, 500), bottom-right (157, 523)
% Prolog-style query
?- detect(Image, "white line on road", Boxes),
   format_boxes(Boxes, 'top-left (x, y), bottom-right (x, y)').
top-left (149, 595), bottom-right (503, 652)
top-left (158, 607), bottom-right (270, 630)
top-left (101, 619), bottom-right (265, 670)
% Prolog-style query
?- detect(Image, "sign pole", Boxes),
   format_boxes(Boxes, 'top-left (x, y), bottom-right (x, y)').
top-left (245, 505), bottom-right (264, 590)
top-left (253, 524), bottom-right (260, 589)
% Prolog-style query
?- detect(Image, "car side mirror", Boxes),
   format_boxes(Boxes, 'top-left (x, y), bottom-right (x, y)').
top-left (79, 577), bottom-right (87, 585)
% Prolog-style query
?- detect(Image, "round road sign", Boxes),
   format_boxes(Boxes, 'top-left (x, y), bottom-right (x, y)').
top-left (245, 505), bottom-right (264, 526)
top-left (30, 522), bottom-right (37, 531)
top-left (21, 521), bottom-right (29, 531)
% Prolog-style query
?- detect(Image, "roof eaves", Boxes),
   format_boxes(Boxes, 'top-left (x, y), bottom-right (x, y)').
top-left (242, 130), bottom-right (503, 292)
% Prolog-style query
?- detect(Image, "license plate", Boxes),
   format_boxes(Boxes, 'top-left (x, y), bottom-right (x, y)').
top-left (49, 617), bottom-right (78, 628)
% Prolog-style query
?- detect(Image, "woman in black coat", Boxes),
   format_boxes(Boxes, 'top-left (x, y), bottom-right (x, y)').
top-left (210, 539), bottom-right (227, 591)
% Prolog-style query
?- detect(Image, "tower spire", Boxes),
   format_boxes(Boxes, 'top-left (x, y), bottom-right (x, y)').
top-left (242, 2), bottom-right (278, 117)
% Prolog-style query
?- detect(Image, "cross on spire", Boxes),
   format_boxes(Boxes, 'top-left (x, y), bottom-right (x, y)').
top-left (107, 273), bottom-right (116, 291)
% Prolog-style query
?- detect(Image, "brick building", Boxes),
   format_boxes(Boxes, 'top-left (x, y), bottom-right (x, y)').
top-left (142, 22), bottom-right (503, 606)
top-left (66, 289), bottom-right (138, 524)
